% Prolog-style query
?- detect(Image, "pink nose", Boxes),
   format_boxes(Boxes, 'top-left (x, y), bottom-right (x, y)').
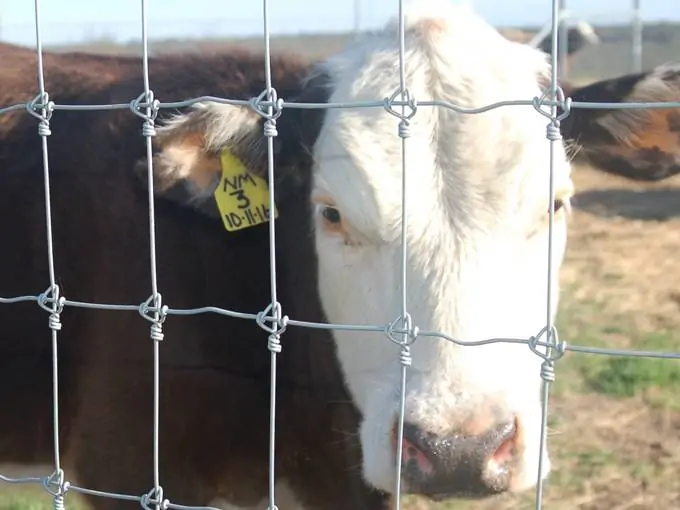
top-left (392, 418), bottom-right (519, 498)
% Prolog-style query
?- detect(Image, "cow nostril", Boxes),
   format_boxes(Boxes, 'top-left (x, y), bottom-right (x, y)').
top-left (486, 419), bottom-right (519, 477)
top-left (401, 434), bottom-right (434, 476)
top-left (393, 417), bottom-right (520, 497)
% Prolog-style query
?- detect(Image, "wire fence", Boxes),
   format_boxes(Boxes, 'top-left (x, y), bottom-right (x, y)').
top-left (1, 0), bottom-right (679, 509)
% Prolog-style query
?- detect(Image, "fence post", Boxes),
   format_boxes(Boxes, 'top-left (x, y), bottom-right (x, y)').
top-left (353, 0), bottom-right (361, 38)
top-left (557, 0), bottom-right (569, 81)
top-left (632, 0), bottom-right (643, 73)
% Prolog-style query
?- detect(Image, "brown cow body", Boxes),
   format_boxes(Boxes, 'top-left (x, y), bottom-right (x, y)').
top-left (0, 15), bottom-right (679, 510)
top-left (0, 48), bottom-right (386, 510)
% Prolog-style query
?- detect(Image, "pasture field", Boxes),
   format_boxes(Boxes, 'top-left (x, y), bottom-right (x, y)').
top-left (2, 25), bottom-right (680, 510)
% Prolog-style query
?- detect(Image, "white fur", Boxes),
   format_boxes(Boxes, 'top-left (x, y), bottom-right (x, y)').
top-left (158, 0), bottom-right (575, 501)
top-left (309, 0), bottom-right (572, 495)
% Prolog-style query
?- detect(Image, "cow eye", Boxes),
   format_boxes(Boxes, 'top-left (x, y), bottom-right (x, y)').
top-left (322, 206), bottom-right (342, 224)
top-left (553, 199), bottom-right (563, 213)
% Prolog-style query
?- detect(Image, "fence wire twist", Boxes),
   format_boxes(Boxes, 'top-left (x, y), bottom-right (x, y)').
top-left (1, 0), bottom-right (679, 509)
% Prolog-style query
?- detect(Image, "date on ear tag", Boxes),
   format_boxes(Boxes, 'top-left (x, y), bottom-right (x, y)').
top-left (213, 149), bottom-right (278, 232)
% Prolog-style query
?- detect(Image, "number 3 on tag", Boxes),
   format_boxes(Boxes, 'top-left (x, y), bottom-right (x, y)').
top-left (213, 150), bottom-right (279, 232)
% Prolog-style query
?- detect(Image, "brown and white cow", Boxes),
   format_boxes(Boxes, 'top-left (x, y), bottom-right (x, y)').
top-left (1, 2), bottom-right (679, 509)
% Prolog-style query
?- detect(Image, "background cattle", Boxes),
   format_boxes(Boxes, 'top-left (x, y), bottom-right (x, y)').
top-left (1, 2), bottom-right (679, 510)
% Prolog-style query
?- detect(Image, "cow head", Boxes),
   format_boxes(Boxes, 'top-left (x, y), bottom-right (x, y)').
top-left (134, 0), bottom-right (680, 502)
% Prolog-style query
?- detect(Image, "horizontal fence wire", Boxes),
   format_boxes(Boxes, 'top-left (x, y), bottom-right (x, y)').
top-left (1, 0), bottom-right (679, 509)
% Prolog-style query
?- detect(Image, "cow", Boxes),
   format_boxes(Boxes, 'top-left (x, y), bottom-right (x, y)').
top-left (501, 18), bottom-right (600, 63)
top-left (1, 2), bottom-right (680, 509)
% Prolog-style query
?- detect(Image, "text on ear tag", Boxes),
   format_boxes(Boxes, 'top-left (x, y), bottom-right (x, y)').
top-left (213, 149), bottom-right (279, 232)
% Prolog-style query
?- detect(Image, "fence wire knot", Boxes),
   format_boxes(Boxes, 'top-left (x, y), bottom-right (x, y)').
top-left (256, 301), bottom-right (289, 336)
top-left (141, 486), bottom-right (168, 510)
top-left (268, 333), bottom-right (282, 354)
top-left (398, 120), bottom-right (412, 139)
top-left (384, 88), bottom-right (418, 123)
top-left (250, 87), bottom-right (284, 124)
top-left (546, 123), bottom-right (562, 142)
top-left (257, 302), bottom-right (288, 354)
top-left (37, 285), bottom-right (65, 331)
top-left (532, 85), bottom-right (572, 125)
top-left (42, 468), bottom-right (70, 509)
top-left (263, 119), bottom-right (278, 138)
top-left (528, 325), bottom-right (566, 363)
top-left (399, 345), bottom-right (413, 367)
top-left (385, 312), bottom-right (419, 347)
top-left (26, 92), bottom-right (54, 137)
top-left (130, 91), bottom-right (160, 137)
top-left (139, 293), bottom-right (168, 341)
top-left (540, 360), bottom-right (556, 382)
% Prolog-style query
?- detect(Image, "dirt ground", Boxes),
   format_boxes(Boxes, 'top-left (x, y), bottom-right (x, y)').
top-left (2, 170), bottom-right (680, 510)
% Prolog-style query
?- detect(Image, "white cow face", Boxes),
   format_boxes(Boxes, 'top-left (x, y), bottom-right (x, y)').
top-left (310, 1), bottom-right (573, 498)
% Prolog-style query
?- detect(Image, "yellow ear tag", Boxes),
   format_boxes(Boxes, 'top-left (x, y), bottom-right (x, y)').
top-left (213, 149), bottom-right (279, 232)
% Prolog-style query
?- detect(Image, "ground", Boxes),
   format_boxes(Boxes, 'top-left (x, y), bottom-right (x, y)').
top-left (2, 163), bottom-right (679, 510)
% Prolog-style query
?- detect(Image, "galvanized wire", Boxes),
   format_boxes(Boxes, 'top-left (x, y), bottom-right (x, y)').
top-left (136, 0), bottom-right (166, 508)
top-left (390, 0), bottom-right (412, 506)
top-left (1, 1), bottom-right (680, 510)
top-left (534, 0), bottom-right (562, 506)
top-left (257, 0), bottom-right (285, 508)
top-left (27, 1), bottom-right (68, 508)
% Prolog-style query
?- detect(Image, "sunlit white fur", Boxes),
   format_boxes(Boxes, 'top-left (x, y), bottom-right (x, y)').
top-left (309, 0), bottom-right (572, 494)
top-left (155, 0), bottom-right (574, 500)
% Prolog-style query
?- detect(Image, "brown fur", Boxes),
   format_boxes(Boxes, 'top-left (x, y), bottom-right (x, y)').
top-left (0, 38), bottom-right (679, 510)
top-left (0, 44), bottom-right (384, 509)
top-left (560, 65), bottom-right (680, 181)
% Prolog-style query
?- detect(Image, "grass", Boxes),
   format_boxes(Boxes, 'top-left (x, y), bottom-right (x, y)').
top-left (582, 333), bottom-right (680, 404)
top-left (2, 173), bottom-right (680, 509)
top-left (0, 486), bottom-right (73, 510)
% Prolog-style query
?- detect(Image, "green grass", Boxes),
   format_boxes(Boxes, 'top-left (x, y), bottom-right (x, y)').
top-left (0, 489), bottom-right (88, 510)
top-left (583, 333), bottom-right (680, 401)
top-left (552, 293), bottom-right (680, 410)
top-left (0, 486), bottom-right (61, 510)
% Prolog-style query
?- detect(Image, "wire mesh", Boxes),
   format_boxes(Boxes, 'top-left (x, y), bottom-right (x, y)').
top-left (0, 1), bottom-right (679, 510)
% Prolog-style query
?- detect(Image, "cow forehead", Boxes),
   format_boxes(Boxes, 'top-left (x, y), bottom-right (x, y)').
top-left (308, 3), bottom-right (572, 237)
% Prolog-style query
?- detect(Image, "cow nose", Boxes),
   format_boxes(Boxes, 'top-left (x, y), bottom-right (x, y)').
top-left (395, 418), bottom-right (519, 498)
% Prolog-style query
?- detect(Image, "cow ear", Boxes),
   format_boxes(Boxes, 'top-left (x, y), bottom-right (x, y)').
top-left (133, 102), bottom-right (284, 221)
top-left (559, 64), bottom-right (680, 181)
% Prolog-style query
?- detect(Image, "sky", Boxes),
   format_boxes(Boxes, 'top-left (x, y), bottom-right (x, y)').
top-left (0, 0), bottom-right (678, 47)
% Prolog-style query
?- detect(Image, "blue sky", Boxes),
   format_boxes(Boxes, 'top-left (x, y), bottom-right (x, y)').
top-left (1, 0), bottom-right (678, 46)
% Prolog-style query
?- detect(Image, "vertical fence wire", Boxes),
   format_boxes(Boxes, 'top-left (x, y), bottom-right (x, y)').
top-left (391, 0), bottom-right (413, 508)
top-left (259, 0), bottom-right (283, 508)
top-left (534, 0), bottom-right (564, 506)
top-left (31, 0), bottom-right (67, 508)
top-left (138, 0), bottom-right (165, 508)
